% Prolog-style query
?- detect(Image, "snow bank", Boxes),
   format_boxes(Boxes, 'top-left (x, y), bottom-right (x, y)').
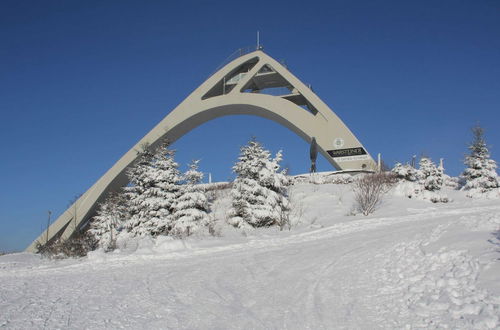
top-left (0, 252), bottom-right (43, 270)
top-left (377, 224), bottom-right (499, 329)
top-left (87, 234), bottom-right (193, 262)
top-left (392, 181), bottom-right (451, 203)
top-left (464, 187), bottom-right (500, 199)
top-left (293, 172), bottom-right (354, 184)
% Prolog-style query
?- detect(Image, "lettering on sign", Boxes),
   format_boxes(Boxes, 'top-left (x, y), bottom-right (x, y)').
top-left (327, 147), bottom-right (367, 158)
top-left (333, 155), bottom-right (370, 163)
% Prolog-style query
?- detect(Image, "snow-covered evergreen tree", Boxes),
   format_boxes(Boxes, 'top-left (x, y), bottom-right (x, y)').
top-left (124, 144), bottom-right (153, 204)
top-left (418, 157), bottom-right (442, 191)
top-left (390, 157), bottom-right (450, 203)
top-left (88, 192), bottom-right (127, 251)
top-left (124, 141), bottom-right (181, 237)
top-left (392, 162), bottom-right (418, 181)
top-left (171, 160), bottom-right (211, 237)
top-left (461, 126), bottom-right (499, 193)
top-left (229, 139), bottom-right (290, 229)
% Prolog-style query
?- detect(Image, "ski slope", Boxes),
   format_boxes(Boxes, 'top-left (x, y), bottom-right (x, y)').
top-left (1, 183), bottom-right (499, 329)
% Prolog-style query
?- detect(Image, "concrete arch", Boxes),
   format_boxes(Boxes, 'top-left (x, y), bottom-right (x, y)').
top-left (27, 50), bottom-right (376, 252)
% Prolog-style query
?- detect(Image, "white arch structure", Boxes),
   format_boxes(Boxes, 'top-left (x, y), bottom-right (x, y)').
top-left (27, 49), bottom-right (375, 252)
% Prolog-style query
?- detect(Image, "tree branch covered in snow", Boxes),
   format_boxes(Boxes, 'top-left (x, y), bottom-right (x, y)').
top-left (417, 157), bottom-right (443, 192)
top-left (461, 125), bottom-right (499, 197)
top-left (88, 192), bottom-right (128, 251)
top-left (124, 141), bottom-right (181, 237)
top-left (171, 160), bottom-right (211, 238)
top-left (392, 157), bottom-right (450, 203)
top-left (229, 138), bottom-right (291, 228)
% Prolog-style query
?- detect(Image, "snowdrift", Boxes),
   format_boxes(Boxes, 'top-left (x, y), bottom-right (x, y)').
top-left (1, 178), bottom-right (499, 329)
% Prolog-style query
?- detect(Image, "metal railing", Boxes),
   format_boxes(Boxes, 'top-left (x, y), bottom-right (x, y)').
top-left (252, 86), bottom-right (293, 96)
top-left (208, 45), bottom-right (262, 78)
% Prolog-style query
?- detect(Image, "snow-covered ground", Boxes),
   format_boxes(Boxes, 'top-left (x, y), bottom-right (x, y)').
top-left (1, 180), bottom-right (499, 329)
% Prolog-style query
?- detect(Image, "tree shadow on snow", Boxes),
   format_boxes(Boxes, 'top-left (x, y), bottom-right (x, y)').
top-left (487, 229), bottom-right (500, 259)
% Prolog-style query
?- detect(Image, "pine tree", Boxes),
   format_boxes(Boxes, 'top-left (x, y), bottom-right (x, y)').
top-left (229, 139), bottom-right (290, 228)
top-left (392, 162), bottom-right (418, 182)
top-left (88, 192), bottom-right (127, 251)
top-left (124, 144), bottom-right (153, 218)
top-left (124, 141), bottom-right (181, 237)
top-left (462, 125), bottom-right (499, 193)
top-left (171, 160), bottom-right (211, 237)
top-left (418, 157), bottom-right (442, 191)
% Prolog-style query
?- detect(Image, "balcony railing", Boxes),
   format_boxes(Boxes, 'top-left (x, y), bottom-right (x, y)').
top-left (208, 45), bottom-right (262, 78)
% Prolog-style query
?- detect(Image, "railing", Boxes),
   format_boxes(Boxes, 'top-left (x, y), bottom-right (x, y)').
top-left (253, 86), bottom-right (294, 96)
top-left (208, 45), bottom-right (262, 78)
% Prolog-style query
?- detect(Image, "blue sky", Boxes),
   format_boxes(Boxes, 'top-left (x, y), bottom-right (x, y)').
top-left (1, 0), bottom-right (499, 252)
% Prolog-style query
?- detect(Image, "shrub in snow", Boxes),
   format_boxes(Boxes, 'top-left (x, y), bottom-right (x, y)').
top-left (327, 173), bottom-right (354, 184)
top-left (392, 180), bottom-right (422, 199)
top-left (229, 138), bottom-right (291, 229)
top-left (171, 160), bottom-right (211, 238)
top-left (308, 172), bottom-right (326, 185)
top-left (352, 172), bottom-right (396, 216)
top-left (87, 192), bottom-right (128, 251)
top-left (292, 172), bottom-right (354, 185)
top-left (36, 230), bottom-right (97, 258)
top-left (124, 141), bottom-right (181, 237)
top-left (461, 125), bottom-right (499, 197)
top-left (392, 163), bottom-right (418, 182)
top-left (425, 191), bottom-right (450, 203)
top-left (417, 157), bottom-right (443, 192)
top-left (392, 157), bottom-right (450, 203)
top-left (442, 174), bottom-right (460, 189)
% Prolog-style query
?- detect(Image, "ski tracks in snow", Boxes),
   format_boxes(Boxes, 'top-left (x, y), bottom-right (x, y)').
top-left (374, 212), bottom-right (500, 329)
top-left (1, 204), bottom-right (500, 329)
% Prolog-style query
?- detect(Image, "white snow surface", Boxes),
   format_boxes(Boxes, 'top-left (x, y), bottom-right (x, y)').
top-left (1, 180), bottom-right (500, 329)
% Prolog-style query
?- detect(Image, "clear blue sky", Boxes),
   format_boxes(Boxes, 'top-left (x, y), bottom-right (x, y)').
top-left (1, 0), bottom-right (499, 252)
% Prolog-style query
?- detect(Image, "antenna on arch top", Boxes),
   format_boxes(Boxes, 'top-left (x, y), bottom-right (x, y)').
top-left (256, 31), bottom-right (263, 50)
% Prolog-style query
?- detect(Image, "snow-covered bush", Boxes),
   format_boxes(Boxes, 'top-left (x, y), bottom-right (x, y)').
top-left (229, 138), bottom-right (291, 229)
top-left (394, 157), bottom-right (450, 203)
top-left (171, 160), bottom-right (211, 238)
top-left (36, 231), bottom-right (97, 259)
top-left (392, 163), bottom-right (418, 182)
top-left (425, 191), bottom-right (450, 203)
top-left (292, 172), bottom-right (353, 185)
top-left (124, 141), bottom-right (181, 237)
top-left (332, 174), bottom-right (353, 184)
top-left (416, 157), bottom-right (451, 203)
top-left (417, 157), bottom-right (443, 192)
top-left (88, 192), bottom-right (128, 251)
top-left (324, 173), bottom-right (354, 184)
top-left (461, 125), bottom-right (499, 197)
top-left (352, 172), bottom-right (396, 216)
top-left (442, 174), bottom-right (460, 189)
